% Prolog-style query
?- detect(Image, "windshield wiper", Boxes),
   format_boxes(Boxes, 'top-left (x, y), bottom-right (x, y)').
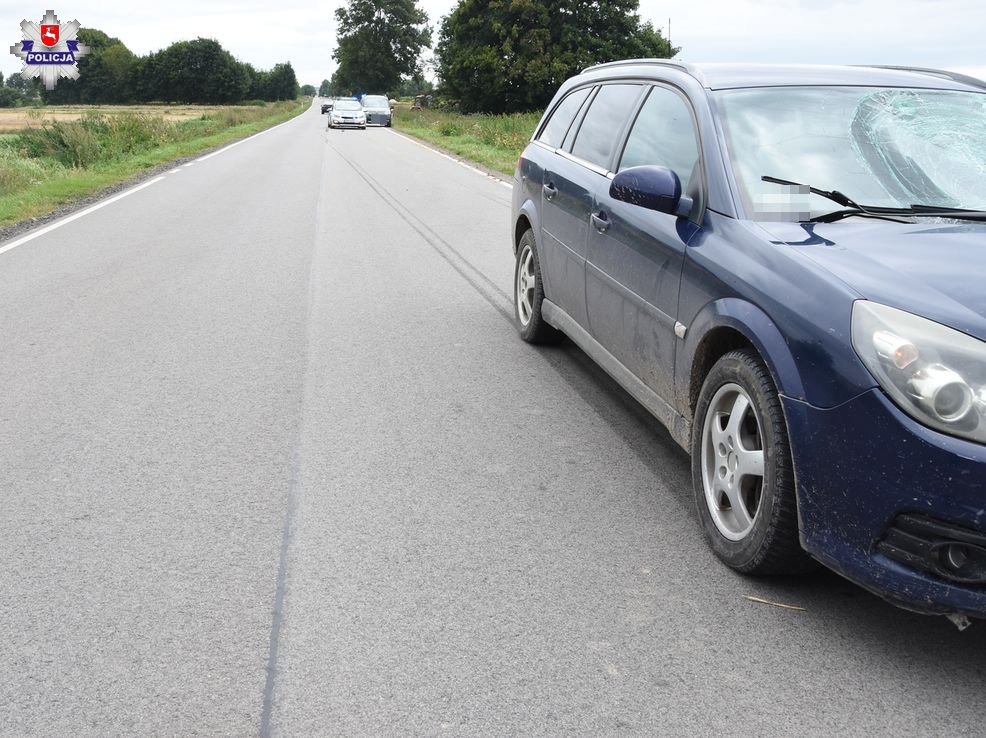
top-left (907, 204), bottom-right (986, 221)
top-left (761, 176), bottom-right (909, 222)
top-left (761, 176), bottom-right (986, 222)
top-left (761, 175), bottom-right (863, 210)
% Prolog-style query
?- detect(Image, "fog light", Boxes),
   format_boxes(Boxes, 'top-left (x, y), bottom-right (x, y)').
top-left (907, 363), bottom-right (974, 423)
top-left (945, 544), bottom-right (969, 569)
top-left (935, 541), bottom-right (986, 583)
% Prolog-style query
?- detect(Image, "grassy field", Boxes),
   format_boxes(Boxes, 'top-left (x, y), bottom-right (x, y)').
top-left (0, 104), bottom-right (255, 132)
top-left (0, 100), bottom-right (306, 227)
top-left (392, 106), bottom-right (541, 175)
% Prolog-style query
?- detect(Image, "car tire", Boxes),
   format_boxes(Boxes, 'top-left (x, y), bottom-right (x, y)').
top-left (691, 349), bottom-right (815, 575)
top-left (514, 229), bottom-right (562, 344)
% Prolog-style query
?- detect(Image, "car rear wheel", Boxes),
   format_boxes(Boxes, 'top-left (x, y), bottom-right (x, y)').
top-left (691, 349), bottom-right (815, 574)
top-left (514, 229), bottom-right (561, 344)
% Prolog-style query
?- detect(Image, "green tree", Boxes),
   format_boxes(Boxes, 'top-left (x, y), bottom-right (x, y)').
top-left (318, 78), bottom-right (332, 96)
top-left (300, 84), bottom-right (317, 96)
top-left (135, 38), bottom-right (253, 103)
top-left (5, 72), bottom-right (40, 103)
top-left (42, 28), bottom-right (133, 104)
top-left (265, 62), bottom-right (299, 100)
top-left (332, 0), bottom-right (432, 94)
top-left (436, 0), bottom-right (677, 113)
top-left (0, 87), bottom-right (21, 108)
top-left (394, 75), bottom-right (433, 97)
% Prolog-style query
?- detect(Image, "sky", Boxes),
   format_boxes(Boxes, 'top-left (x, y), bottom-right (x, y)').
top-left (2, 0), bottom-right (985, 89)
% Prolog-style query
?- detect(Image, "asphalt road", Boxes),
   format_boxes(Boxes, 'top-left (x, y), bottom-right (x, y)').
top-left (1, 103), bottom-right (984, 736)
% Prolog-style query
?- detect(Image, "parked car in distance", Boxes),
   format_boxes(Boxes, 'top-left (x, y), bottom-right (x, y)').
top-left (361, 95), bottom-right (393, 127)
top-left (328, 98), bottom-right (366, 130)
top-left (512, 60), bottom-right (986, 623)
top-left (320, 100), bottom-right (331, 114)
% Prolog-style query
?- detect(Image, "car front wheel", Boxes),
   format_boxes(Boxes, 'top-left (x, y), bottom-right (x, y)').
top-left (691, 349), bottom-right (814, 575)
top-left (514, 229), bottom-right (561, 344)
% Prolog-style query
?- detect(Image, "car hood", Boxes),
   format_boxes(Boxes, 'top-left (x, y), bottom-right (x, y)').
top-left (755, 218), bottom-right (986, 340)
top-left (364, 107), bottom-right (390, 113)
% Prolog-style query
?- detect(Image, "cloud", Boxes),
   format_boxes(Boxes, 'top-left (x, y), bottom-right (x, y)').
top-left (3, 1), bottom-right (984, 89)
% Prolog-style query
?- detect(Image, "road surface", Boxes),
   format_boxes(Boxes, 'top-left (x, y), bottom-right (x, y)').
top-left (1, 104), bottom-right (984, 736)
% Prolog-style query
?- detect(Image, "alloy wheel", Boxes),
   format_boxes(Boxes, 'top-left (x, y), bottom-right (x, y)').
top-left (516, 244), bottom-right (536, 327)
top-left (700, 382), bottom-right (766, 541)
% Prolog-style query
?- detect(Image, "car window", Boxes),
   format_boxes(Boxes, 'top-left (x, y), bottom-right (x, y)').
top-left (570, 84), bottom-right (643, 170)
top-left (716, 86), bottom-right (986, 216)
top-left (619, 86), bottom-right (701, 189)
top-left (537, 87), bottom-right (591, 148)
top-left (362, 96), bottom-right (389, 108)
top-left (561, 89), bottom-right (596, 151)
top-left (335, 100), bottom-right (361, 110)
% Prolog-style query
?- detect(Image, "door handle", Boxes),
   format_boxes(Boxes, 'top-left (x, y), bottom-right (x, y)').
top-left (542, 182), bottom-right (557, 200)
top-left (591, 211), bottom-right (610, 233)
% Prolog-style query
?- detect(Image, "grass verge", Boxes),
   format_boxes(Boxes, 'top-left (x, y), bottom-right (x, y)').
top-left (0, 100), bottom-right (306, 228)
top-left (392, 107), bottom-right (541, 176)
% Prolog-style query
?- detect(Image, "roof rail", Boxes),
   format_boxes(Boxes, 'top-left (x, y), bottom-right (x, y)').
top-left (862, 65), bottom-right (986, 91)
top-left (582, 58), bottom-right (692, 75)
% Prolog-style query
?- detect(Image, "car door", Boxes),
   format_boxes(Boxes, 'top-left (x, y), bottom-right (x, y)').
top-left (585, 84), bottom-right (703, 402)
top-left (540, 84), bottom-right (643, 329)
top-left (536, 87), bottom-right (594, 327)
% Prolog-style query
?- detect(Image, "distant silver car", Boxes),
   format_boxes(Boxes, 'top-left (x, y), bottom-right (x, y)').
top-left (328, 99), bottom-right (366, 130)
top-left (361, 95), bottom-right (392, 127)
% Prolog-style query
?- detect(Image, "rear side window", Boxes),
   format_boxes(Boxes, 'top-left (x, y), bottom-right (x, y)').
top-left (571, 84), bottom-right (643, 170)
top-left (537, 88), bottom-right (591, 148)
top-left (619, 86), bottom-right (701, 188)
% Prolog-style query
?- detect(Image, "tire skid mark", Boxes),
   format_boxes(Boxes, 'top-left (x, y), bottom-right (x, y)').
top-left (328, 141), bottom-right (514, 323)
top-left (259, 117), bottom-right (328, 738)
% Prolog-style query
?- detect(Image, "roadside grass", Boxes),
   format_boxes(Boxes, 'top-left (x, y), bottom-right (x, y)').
top-left (0, 103), bottom-right (273, 132)
top-left (392, 106), bottom-right (541, 175)
top-left (0, 99), bottom-right (306, 228)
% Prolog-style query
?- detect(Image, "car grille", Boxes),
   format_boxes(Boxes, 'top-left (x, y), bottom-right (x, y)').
top-left (878, 513), bottom-right (986, 586)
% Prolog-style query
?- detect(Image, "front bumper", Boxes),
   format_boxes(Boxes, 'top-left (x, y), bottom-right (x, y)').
top-left (783, 389), bottom-right (986, 617)
top-left (330, 118), bottom-right (365, 128)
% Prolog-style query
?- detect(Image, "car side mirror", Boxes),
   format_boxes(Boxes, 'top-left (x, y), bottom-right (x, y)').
top-left (610, 165), bottom-right (693, 218)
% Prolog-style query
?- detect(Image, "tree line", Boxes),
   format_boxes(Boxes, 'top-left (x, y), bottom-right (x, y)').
top-left (330, 0), bottom-right (676, 114)
top-left (1, 29), bottom-right (299, 106)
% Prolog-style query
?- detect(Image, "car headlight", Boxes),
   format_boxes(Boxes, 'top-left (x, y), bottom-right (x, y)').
top-left (852, 300), bottom-right (986, 443)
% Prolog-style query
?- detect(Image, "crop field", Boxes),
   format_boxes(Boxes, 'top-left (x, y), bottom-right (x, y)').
top-left (0, 99), bottom-right (305, 227)
top-left (0, 104), bottom-right (252, 132)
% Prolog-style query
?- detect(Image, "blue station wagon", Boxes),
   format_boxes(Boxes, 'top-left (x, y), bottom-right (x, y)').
top-left (511, 61), bottom-right (986, 623)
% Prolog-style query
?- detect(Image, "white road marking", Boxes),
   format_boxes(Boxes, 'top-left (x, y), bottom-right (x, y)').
top-left (195, 113), bottom-right (304, 163)
top-left (388, 129), bottom-right (514, 190)
top-left (0, 109), bottom-right (309, 258)
top-left (0, 177), bottom-right (166, 258)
